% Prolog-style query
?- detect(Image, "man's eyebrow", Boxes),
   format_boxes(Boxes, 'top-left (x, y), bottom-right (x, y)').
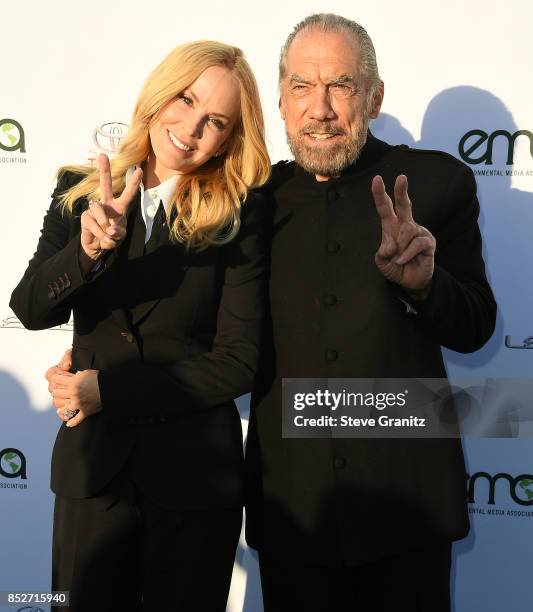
top-left (327, 74), bottom-right (357, 87)
top-left (287, 74), bottom-right (359, 88)
top-left (288, 74), bottom-right (312, 85)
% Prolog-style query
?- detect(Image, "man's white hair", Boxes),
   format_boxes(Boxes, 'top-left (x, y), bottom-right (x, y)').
top-left (279, 13), bottom-right (382, 96)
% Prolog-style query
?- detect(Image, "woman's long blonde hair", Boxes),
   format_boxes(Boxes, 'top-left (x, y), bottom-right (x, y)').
top-left (58, 41), bottom-right (270, 250)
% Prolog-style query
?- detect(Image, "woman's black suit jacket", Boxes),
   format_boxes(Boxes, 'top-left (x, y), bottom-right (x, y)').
top-left (10, 171), bottom-right (267, 509)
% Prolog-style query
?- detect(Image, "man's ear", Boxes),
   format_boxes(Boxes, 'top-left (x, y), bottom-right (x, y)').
top-left (279, 95), bottom-right (286, 121)
top-left (369, 81), bottom-right (384, 119)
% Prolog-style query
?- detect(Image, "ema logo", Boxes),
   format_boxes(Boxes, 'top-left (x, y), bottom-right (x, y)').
top-left (458, 129), bottom-right (533, 166)
top-left (467, 471), bottom-right (533, 506)
top-left (0, 448), bottom-right (27, 479)
top-left (0, 118), bottom-right (25, 153)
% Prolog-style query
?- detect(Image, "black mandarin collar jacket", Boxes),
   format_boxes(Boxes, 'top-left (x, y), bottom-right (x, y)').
top-left (245, 132), bottom-right (497, 566)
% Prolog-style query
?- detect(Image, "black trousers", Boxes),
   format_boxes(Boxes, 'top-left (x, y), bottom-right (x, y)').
top-left (259, 543), bottom-right (452, 612)
top-left (52, 468), bottom-right (242, 612)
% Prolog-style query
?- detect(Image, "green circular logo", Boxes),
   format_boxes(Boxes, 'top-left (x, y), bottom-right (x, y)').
top-left (518, 478), bottom-right (533, 502)
top-left (1, 451), bottom-right (21, 474)
top-left (0, 448), bottom-right (27, 479)
top-left (0, 119), bottom-right (25, 152)
top-left (0, 123), bottom-right (20, 147)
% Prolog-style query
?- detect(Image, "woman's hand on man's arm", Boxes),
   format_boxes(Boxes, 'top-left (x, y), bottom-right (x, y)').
top-left (46, 349), bottom-right (102, 426)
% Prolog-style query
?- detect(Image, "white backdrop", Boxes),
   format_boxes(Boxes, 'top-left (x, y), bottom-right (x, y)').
top-left (1, 1), bottom-right (532, 610)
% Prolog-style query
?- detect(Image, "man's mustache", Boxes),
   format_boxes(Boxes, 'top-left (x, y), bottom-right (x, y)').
top-left (298, 124), bottom-right (347, 136)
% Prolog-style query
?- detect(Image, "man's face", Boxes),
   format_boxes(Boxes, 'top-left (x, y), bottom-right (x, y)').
top-left (279, 28), bottom-right (383, 180)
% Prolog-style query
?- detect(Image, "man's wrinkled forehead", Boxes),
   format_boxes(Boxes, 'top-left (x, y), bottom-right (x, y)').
top-left (283, 27), bottom-right (362, 84)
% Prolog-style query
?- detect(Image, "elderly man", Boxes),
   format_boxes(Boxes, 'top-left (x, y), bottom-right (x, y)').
top-left (244, 13), bottom-right (496, 612)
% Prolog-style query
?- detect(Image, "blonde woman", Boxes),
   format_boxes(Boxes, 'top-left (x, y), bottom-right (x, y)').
top-left (10, 41), bottom-right (270, 612)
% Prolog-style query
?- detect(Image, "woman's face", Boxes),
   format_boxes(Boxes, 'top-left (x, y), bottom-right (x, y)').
top-left (148, 65), bottom-right (241, 181)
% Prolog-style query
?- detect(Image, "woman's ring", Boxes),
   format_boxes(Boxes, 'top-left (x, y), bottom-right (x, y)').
top-left (63, 406), bottom-right (77, 420)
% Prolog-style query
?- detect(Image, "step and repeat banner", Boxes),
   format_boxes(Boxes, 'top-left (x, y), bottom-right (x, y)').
top-left (1, 1), bottom-right (531, 610)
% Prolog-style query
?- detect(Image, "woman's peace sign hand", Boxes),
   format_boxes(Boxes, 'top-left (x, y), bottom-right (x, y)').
top-left (79, 154), bottom-right (142, 270)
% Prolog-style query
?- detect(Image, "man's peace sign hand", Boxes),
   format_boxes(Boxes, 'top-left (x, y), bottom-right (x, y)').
top-left (80, 154), bottom-right (142, 271)
top-left (372, 174), bottom-right (436, 300)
